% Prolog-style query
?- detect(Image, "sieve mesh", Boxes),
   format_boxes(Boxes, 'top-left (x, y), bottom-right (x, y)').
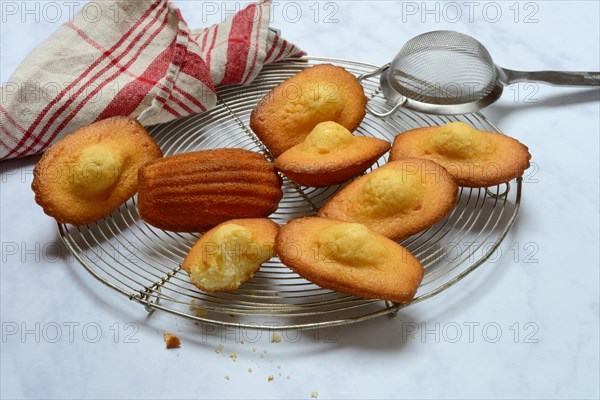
top-left (389, 31), bottom-right (498, 105)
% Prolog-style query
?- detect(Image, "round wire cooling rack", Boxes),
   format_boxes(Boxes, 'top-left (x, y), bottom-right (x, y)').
top-left (58, 56), bottom-right (523, 331)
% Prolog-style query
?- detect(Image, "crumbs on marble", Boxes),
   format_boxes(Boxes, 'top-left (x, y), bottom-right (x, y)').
top-left (248, 367), bottom-right (253, 373)
top-left (268, 375), bottom-right (274, 382)
top-left (163, 332), bottom-right (181, 349)
top-left (214, 343), bottom-right (224, 354)
top-left (189, 299), bottom-right (208, 317)
top-left (230, 352), bottom-right (238, 362)
top-left (271, 333), bottom-right (282, 343)
top-left (224, 375), bottom-right (230, 381)
top-left (311, 391), bottom-right (319, 399)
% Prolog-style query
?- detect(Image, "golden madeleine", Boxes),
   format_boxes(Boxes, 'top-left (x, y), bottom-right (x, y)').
top-left (32, 117), bottom-right (163, 225)
top-left (182, 219), bottom-right (279, 292)
top-left (137, 149), bottom-right (283, 232)
top-left (390, 121), bottom-right (531, 187)
top-left (318, 158), bottom-right (458, 241)
top-left (274, 121), bottom-right (390, 187)
top-left (250, 64), bottom-right (367, 157)
top-left (276, 217), bottom-right (424, 303)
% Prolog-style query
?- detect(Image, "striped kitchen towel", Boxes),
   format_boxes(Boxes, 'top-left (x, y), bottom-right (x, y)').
top-left (0, 0), bottom-right (304, 160)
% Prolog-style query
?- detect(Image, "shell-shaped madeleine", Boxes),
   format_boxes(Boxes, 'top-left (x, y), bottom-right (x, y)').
top-left (137, 149), bottom-right (283, 232)
top-left (276, 217), bottom-right (424, 303)
top-left (318, 158), bottom-right (458, 241)
top-left (182, 218), bottom-right (279, 292)
top-left (250, 64), bottom-right (367, 157)
top-left (32, 117), bottom-right (163, 226)
top-left (390, 121), bottom-right (531, 187)
top-left (274, 121), bottom-right (390, 187)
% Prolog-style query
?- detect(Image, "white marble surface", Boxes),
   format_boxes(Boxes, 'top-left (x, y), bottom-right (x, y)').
top-left (1, 1), bottom-right (599, 399)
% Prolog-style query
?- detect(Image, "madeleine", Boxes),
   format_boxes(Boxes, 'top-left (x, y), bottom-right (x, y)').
top-left (390, 121), bottom-right (531, 187)
top-left (250, 64), bottom-right (367, 157)
top-left (318, 158), bottom-right (458, 241)
top-left (276, 217), bottom-right (424, 303)
top-left (275, 121), bottom-right (390, 187)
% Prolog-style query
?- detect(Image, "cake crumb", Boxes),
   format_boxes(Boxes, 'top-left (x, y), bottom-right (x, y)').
top-left (278, 372), bottom-right (282, 377)
top-left (214, 344), bottom-right (224, 354)
top-left (311, 391), bottom-right (319, 399)
top-left (241, 339), bottom-right (245, 344)
top-left (230, 352), bottom-right (238, 362)
top-left (259, 353), bottom-right (265, 359)
top-left (224, 375), bottom-right (230, 381)
top-left (277, 365), bottom-right (282, 369)
top-left (252, 346), bottom-right (257, 352)
top-left (189, 300), bottom-right (208, 317)
top-left (248, 368), bottom-right (253, 373)
top-left (163, 333), bottom-right (181, 349)
top-left (287, 375), bottom-right (291, 380)
top-left (268, 375), bottom-right (274, 382)
top-left (271, 333), bottom-right (282, 343)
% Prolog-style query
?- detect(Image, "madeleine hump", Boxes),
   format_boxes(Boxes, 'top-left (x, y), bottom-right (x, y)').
top-left (137, 148), bottom-right (283, 232)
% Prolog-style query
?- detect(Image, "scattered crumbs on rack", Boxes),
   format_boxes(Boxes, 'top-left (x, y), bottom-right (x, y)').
top-left (214, 344), bottom-right (224, 354)
top-left (163, 333), bottom-right (181, 349)
top-left (271, 333), bottom-right (282, 343)
top-left (252, 346), bottom-right (257, 352)
top-left (224, 375), bottom-right (230, 381)
top-left (248, 368), bottom-right (253, 373)
top-left (189, 299), bottom-right (208, 317)
top-left (268, 375), bottom-right (274, 382)
top-left (230, 352), bottom-right (238, 362)
top-left (311, 391), bottom-right (319, 399)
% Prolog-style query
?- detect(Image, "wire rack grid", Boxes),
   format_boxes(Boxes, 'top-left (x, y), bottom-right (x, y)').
top-left (58, 56), bottom-right (522, 331)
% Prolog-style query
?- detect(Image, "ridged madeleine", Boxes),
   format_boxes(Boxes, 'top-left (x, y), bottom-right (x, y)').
top-left (32, 117), bottom-right (163, 226)
top-left (318, 158), bottom-right (458, 241)
top-left (390, 121), bottom-right (531, 187)
top-left (137, 149), bottom-right (283, 232)
top-left (250, 64), bottom-right (367, 157)
top-left (276, 217), bottom-right (424, 303)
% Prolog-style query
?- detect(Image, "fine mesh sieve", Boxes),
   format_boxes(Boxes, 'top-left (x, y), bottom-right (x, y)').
top-left (360, 30), bottom-right (600, 116)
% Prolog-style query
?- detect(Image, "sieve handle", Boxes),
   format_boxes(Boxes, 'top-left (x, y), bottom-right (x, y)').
top-left (500, 68), bottom-right (600, 87)
top-left (357, 64), bottom-right (407, 118)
